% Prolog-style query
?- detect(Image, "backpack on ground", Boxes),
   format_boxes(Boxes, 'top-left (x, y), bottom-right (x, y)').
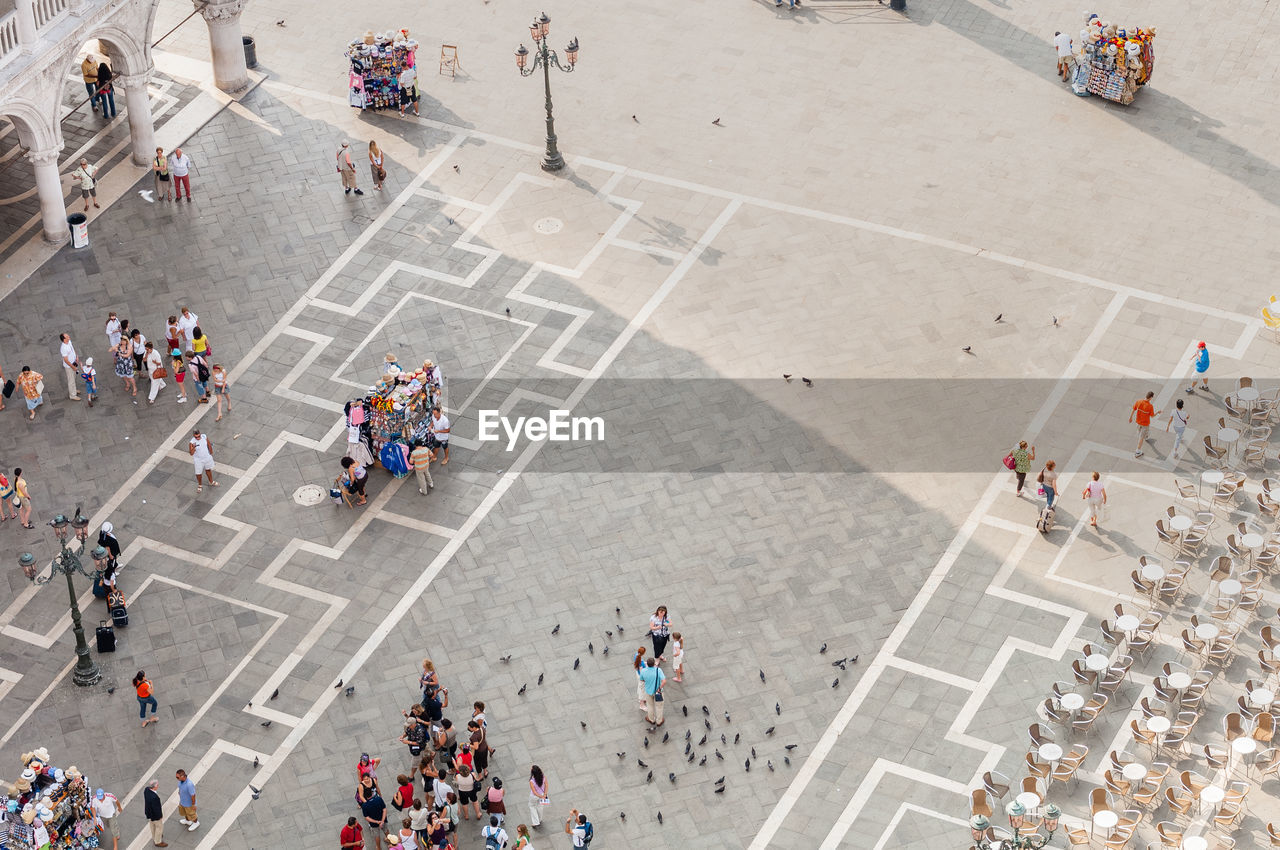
top-left (1036, 506), bottom-right (1055, 534)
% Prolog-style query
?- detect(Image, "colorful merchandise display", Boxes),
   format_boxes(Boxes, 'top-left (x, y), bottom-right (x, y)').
top-left (0, 748), bottom-right (98, 850)
top-left (1066, 13), bottom-right (1155, 103)
top-left (345, 355), bottom-right (444, 478)
top-left (345, 30), bottom-right (418, 111)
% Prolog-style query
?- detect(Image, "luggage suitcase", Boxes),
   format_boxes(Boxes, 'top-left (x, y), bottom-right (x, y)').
top-left (96, 621), bottom-right (116, 653)
top-left (111, 604), bottom-right (128, 628)
top-left (1036, 506), bottom-right (1055, 534)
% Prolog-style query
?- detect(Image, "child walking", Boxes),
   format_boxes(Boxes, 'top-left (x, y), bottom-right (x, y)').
top-left (1187, 341), bottom-right (1210, 393)
top-left (671, 632), bottom-right (685, 682)
top-left (171, 348), bottom-right (188, 403)
top-left (81, 358), bottom-right (98, 407)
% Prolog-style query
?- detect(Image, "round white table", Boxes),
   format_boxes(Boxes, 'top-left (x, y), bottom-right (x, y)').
top-left (1199, 785), bottom-right (1226, 805)
top-left (1146, 716), bottom-right (1171, 734)
top-left (1116, 614), bottom-right (1141, 633)
top-left (1122, 762), bottom-right (1148, 781)
top-left (1060, 693), bottom-right (1085, 711)
top-left (1231, 737), bottom-right (1258, 755)
top-left (1195, 623), bottom-right (1220, 641)
top-left (1245, 531), bottom-right (1265, 550)
top-left (1220, 579), bottom-right (1243, 597)
top-left (1038, 743), bottom-right (1063, 762)
top-left (1142, 563), bottom-right (1166, 582)
top-left (1238, 386), bottom-right (1261, 405)
top-left (1202, 470), bottom-right (1225, 486)
top-left (1181, 836), bottom-right (1209, 850)
top-left (1250, 688), bottom-right (1276, 708)
top-left (1219, 427), bottom-right (1241, 445)
top-left (1168, 672), bottom-right (1193, 688)
top-left (1016, 791), bottom-right (1041, 810)
top-left (1169, 514), bottom-right (1193, 532)
top-left (1092, 810), bottom-right (1119, 829)
top-left (1085, 654), bottom-right (1111, 672)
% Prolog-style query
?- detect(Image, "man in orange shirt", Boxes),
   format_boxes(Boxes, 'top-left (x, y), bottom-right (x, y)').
top-left (1128, 390), bottom-right (1161, 458)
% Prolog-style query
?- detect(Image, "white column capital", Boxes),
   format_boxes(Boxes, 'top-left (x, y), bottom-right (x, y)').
top-left (26, 147), bottom-right (61, 167)
top-left (114, 67), bottom-right (154, 91)
top-left (198, 0), bottom-right (246, 25)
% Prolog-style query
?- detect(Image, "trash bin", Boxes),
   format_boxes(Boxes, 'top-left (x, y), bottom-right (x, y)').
top-left (243, 35), bottom-right (257, 69)
top-left (889, 0), bottom-right (905, 9)
top-left (67, 213), bottom-right (88, 248)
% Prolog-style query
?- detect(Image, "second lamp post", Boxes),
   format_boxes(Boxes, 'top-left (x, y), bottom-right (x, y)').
top-left (515, 12), bottom-right (579, 172)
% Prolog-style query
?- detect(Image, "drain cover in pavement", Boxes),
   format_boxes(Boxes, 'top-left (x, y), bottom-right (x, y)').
top-left (293, 484), bottom-right (327, 506)
top-left (533, 217), bottom-right (563, 234)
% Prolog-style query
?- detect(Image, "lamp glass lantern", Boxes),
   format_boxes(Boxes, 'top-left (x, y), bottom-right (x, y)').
top-left (71, 514), bottom-right (89, 543)
top-left (1043, 803), bottom-right (1061, 833)
top-left (968, 814), bottom-right (989, 842)
top-left (50, 514), bottom-right (68, 541)
top-left (565, 37), bottom-right (579, 66)
top-left (19, 552), bottom-right (36, 580)
top-left (1005, 800), bottom-right (1026, 830)
top-left (515, 44), bottom-right (529, 70)
top-left (536, 11), bottom-right (550, 38)
top-left (91, 546), bottom-right (109, 572)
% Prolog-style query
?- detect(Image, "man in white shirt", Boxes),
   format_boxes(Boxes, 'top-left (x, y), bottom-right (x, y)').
top-left (480, 816), bottom-right (508, 848)
top-left (430, 406), bottom-right (450, 465)
top-left (176, 307), bottom-right (199, 352)
top-left (92, 788), bottom-right (122, 850)
top-left (71, 158), bottom-right (100, 212)
top-left (335, 141), bottom-right (363, 196)
top-left (168, 147), bottom-right (193, 201)
top-left (59, 332), bottom-right (81, 401)
top-left (188, 429), bottom-right (218, 493)
top-left (1053, 31), bottom-right (1074, 80)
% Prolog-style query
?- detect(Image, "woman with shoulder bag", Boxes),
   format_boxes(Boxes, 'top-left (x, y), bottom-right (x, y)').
top-left (391, 774), bottom-right (414, 812)
top-left (1039, 460), bottom-right (1059, 509)
top-left (369, 141), bottom-right (385, 191)
top-left (13, 468), bottom-right (32, 529)
top-left (153, 148), bottom-right (172, 201)
top-left (485, 778), bottom-right (506, 826)
top-left (133, 671), bottom-right (159, 727)
top-left (0, 471), bottom-right (15, 523)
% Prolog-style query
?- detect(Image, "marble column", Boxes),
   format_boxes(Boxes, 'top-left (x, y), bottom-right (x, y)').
top-left (198, 0), bottom-right (249, 93)
top-left (116, 68), bottom-right (155, 165)
top-left (29, 148), bottom-right (69, 244)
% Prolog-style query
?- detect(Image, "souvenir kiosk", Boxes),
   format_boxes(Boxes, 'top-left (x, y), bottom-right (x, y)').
top-left (0, 749), bottom-right (98, 850)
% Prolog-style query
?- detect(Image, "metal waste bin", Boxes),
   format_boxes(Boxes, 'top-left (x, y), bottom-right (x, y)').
top-left (889, 0), bottom-right (905, 9)
top-left (67, 213), bottom-right (88, 248)
top-left (243, 35), bottom-right (257, 69)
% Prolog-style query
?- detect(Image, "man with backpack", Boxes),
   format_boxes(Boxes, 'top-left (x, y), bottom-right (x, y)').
top-left (481, 815), bottom-right (508, 849)
top-left (187, 351), bottom-right (211, 403)
top-left (565, 810), bottom-right (593, 847)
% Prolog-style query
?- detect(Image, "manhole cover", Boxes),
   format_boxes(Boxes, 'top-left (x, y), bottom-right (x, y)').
top-left (533, 217), bottom-right (563, 234)
top-left (293, 484), bottom-right (327, 506)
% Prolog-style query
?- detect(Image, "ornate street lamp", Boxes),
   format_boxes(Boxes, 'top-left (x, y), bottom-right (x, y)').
top-left (514, 12), bottom-right (579, 172)
top-left (967, 801), bottom-right (1058, 849)
top-left (18, 505), bottom-right (105, 687)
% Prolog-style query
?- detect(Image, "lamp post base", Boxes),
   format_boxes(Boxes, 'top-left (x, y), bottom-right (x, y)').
top-left (72, 659), bottom-right (102, 687)
top-left (541, 152), bottom-right (565, 172)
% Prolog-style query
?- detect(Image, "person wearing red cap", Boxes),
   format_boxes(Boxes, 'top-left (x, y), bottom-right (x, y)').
top-left (1187, 341), bottom-right (1210, 393)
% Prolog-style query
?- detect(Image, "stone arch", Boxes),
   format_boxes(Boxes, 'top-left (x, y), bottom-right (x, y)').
top-left (77, 25), bottom-right (149, 75)
top-left (0, 98), bottom-right (59, 152)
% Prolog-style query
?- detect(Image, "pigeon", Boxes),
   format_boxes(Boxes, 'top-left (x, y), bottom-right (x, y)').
top-left (619, 812), bottom-right (626, 821)
top-left (684, 742), bottom-right (691, 755)
top-left (645, 771), bottom-right (653, 783)
top-left (759, 670), bottom-right (766, 683)
top-left (616, 607), bottom-right (621, 615)
top-left (617, 625), bottom-right (625, 634)
top-left (517, 684), bottom-right (527, 696)
top-left (275, 19), bottom-right (285, 26)
top-left (657, 812), bottom-right (663, 824)
top-left (704, 719), bottom-right (712, 730)
top-left (605, 630), bottom-right (613, 638)
top-left (270, 688), bottom-right (279, 701)
top-left (260, 721), bottom-right (272, 728)
top-left (643, 737), bottom-right (649, 749)
top-left (785, 744), bottom-right (799, 750)
top-left (819, 642), bottom-right (828, 654)
top-left (632, 115), bottom-right (639, 122)
top-left (662, 732), bottom-right (669, 743)
top-left (499, 655), bottom-right (512, 663)
top-left (602, 647), bottom-right (609, 656)
top-left (637, 759), bottom-right (648, 768)
top-left (714, 785), bottom-right (725, 793)
top-left (616, 752), bottom-right (626, 759)
top-left (712, 118), bottom-right (721, 126)
top-left (801, 377), bottom-right (813, 388)
top-left (745, 759), bottom-right (751, 772)
top-left (335, 680), bottom-right (343, 688)
top-left (852, 655), bottom-right (859, 663)
top-left (551, 624), bottom-right (560, 635)
top-left (682, 706), bottom-right (688, 717)
top-left (832, 658), bottom-right (847, 668)
top-left (253, 756), bottom-right (260, 768)
top-left (447, 217), bottom-right (455, 226)
top-left (1052, 316), bottom-right (1059, 326)
top-left (832, 678), bottom-right (840, 688)
top-left (139, 189), bottom-right (154, 203)
top-left (715, 750), bottom-right (723, 760)
top-left (963, 346), bottom-right (973, 354)
top-left (783, 374), bottom-right (793, 382)
top-left (687, 752), bottom-right (695, 763)
top-left (721, 734), bottom-right (727, 745)
top-left (775, 703), bottom-right (781, 716)
top-left (573, 658), bottom-right (580, 670)
top-left (768, 760), bottom-right (775, 772)
top-left (345, 686), bottom-right (355, 697)
top-left (107, 687), bottom-right (115, 695)
top-left (538, 674), bottom-right (544, 686)
top-left (751, 747), bottom-right (757, 759)
top-left (698, 756), bottom-right (707, 766)
top-left (249, 784), bottom-right (261, 800)
top-left (668, 772), bottom-right (676, 784)
top-left (785, 756), bottom-right (791, 766)
top-left (724, 712), bottom-right (731, 722)
top-left (734, 733), bottom-right (740, 745)
top-left (684, 730), bottom-right (691, 741)
top-left (588, 642), bottom-right (594, 654)
top-left (580, 721), bottom-right (587, 729)
top-left (698, 734), bottom-right (707, 746)
top-left (765, 726), bottom-right (775, 736)
top-left (247, 702), bottom-right (253, 709)
top-left (994, 313), bottom-right (1003, 323)
top-left (702, 705), bottom-right (710, 716)
top-left (452, 165), bottom-right (460, 173)
top-left (715, 776), bottom-right (725, 785)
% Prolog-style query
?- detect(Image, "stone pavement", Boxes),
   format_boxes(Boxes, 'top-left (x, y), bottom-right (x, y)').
top-left (0, 0), bottom-right (1279, 848)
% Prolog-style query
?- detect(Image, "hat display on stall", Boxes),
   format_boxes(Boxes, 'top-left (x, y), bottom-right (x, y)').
top-left (384, 353), bottom-right (397, 363)
top-left (20, 769), bottom-right (36, 783)
top-left (66, 767), bottom-right (82, 781)
top-left (20, 804), bottom-right (35, 824)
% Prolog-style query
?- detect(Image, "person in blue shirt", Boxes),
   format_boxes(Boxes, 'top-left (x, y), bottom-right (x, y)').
top-left (1187, 341), bottom-right (1209, 393)
top-left (637, 657), bottom-right (666, 728)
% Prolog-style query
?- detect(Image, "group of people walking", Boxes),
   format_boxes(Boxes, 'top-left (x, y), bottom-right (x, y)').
top-left (101, 307), bottom-right (229, 415)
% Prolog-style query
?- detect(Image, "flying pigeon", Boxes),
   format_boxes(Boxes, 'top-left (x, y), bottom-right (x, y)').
top-left (452, 165), bottom-right (460, 173)
top-left (275, 19), bottom-right (285, 26)
top-left (139, 190), bottom-right (154, 203)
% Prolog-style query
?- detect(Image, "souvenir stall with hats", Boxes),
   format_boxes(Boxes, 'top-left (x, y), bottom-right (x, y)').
top-left (1067, 13), bottom-right (1155, 103)
top-left (0, 749), bottom-right (98, 850)
top-left (345, 29), bottom-right (419, 111)
top-left (343, 354), bottom-right (444, 480)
